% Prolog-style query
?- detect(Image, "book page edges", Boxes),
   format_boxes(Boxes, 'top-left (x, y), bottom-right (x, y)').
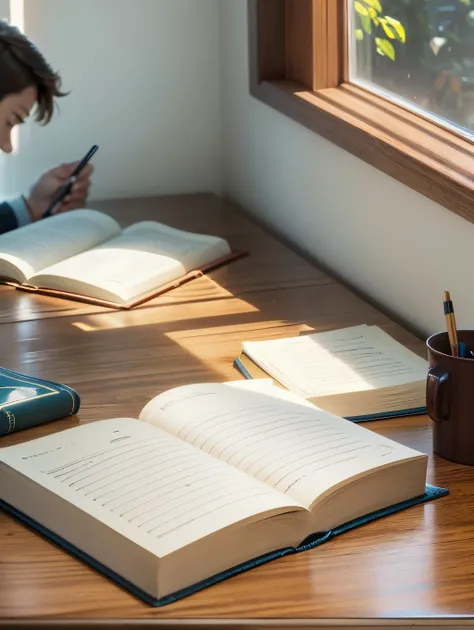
top-left (0, 485), bottom-right (447, 606)
top-left (235, 353), bottom-right (427, 421)
top-left (2, 250), bottom-right (247, 310)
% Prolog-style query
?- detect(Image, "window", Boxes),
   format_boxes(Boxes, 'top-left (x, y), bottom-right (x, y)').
top-left (349, 0), bottom-right (474, 138)
top-left (249, 0), bottom-right (474, 223)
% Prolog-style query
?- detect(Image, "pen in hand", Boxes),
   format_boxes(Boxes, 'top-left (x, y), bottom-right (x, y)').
top-left (443, 290), bottom-right (459, 357)
top-left (42, 145), bottom-right (99, 219)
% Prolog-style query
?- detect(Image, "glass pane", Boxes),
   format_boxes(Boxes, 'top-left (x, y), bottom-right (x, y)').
top-left (348, 0), bottom-right (474, 138)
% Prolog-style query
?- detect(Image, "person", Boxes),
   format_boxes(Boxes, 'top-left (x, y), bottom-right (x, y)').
top-left (0, 20), bottom-right (93, 235)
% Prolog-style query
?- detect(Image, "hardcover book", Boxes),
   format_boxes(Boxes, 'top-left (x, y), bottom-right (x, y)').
top-left (0, 209), bottom-right (241, 308)
top-left (0, 380), bottom-right (446, 605)
top-left (0, 367), bottom-right (80, 436)
top-left (235, 325), bottom-right (428, 422)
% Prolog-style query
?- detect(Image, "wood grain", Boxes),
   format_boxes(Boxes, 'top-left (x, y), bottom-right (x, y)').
top-left (0, 195), bottom-right (331, 324)
top-left (250, 79), bottom-right (474, 225)
top-left (313, 0), bottom-right (328, 90)
top-left (313, 0), bottom-right (343, 90)
top-left (0, 196), bottom-right (473, 624)
top-left (248, 1), bottom-right (474, 225)
top-left (285, 0), bottom-right (314, 90)
top-left (248, 0), bottom-right (286, 86)
top-left (250, 0), bottom-right (342, 92)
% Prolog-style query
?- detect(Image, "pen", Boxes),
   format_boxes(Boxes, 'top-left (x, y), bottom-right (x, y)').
top-left (443, 290), bottom-right (459, 357)
top-left (42, 145), bottom-right (99, 219)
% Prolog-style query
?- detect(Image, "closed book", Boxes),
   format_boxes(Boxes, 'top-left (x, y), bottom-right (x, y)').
top-left (0, 367), bottom-right (80, 436)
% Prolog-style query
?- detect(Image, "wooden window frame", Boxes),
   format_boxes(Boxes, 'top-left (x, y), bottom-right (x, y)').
top-left (248, 0), bottom-right (474, 224)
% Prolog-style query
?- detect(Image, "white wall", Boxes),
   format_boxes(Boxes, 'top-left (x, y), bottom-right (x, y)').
top-left (219, 0), bottom-right (474, 337)
top-left (1, 0), bottom-right (221, 199)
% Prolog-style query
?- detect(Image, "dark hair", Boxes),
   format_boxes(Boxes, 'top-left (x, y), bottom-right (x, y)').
top-left (0, 20), bottom-right (66, 124)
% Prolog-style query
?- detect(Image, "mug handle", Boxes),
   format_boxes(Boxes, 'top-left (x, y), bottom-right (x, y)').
top-left (426, 366), bottom-right (449, 422)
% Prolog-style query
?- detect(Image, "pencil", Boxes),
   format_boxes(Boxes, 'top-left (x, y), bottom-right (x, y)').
top-left (443, 290), bottom-right (459, 357)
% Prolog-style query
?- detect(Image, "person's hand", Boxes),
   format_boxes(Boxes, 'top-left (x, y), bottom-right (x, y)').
top-left (24, 161), bottom-right (94, 221)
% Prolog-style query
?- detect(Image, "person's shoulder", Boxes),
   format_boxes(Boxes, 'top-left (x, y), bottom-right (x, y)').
top-left (0, 198), bottom-right (28, 235)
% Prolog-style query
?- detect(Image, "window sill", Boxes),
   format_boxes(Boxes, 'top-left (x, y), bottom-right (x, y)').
top-left (251, 79), bottom-right (474, 224)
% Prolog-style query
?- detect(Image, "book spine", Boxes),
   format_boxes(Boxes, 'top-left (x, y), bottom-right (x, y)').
top-left (234, 356), bottom-right (252, 380)
top-left (0, 387), bottom-right (80, 437)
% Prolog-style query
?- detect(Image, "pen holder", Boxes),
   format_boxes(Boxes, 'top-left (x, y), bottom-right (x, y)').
top-left (426, 330), bottom-right (474, 465)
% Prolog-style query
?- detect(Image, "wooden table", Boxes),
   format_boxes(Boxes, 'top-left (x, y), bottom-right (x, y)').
top-left (0, 195), bottom-right (473, 628)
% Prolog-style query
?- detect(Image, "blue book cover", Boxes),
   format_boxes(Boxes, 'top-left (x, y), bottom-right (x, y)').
top-left (0, 367), bottom-right (80, 436)
top-left (0, 484), bottom-right (448, 607)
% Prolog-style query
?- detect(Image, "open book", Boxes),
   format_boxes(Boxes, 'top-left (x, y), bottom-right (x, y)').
top-left (235, 325), bottom-right (429, 421)
top-left (0, 209), bottom-right (237, 308)
top-left (0, 380), bottom-right (446, 606)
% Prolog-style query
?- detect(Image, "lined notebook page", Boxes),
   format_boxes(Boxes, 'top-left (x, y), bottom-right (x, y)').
top-left (0, 210), bottom-right (120, 281)
top-left (140, 382), bottom-right (424, 508)
top-left (119, 222), bottom-right (231, 270)
top-left (0, 419), bottom-right (299, 555)
top-left (242, 325), bottom-right (429, 398)
top-left (30, 222), bottom-right (231, 304)
top-left (30, 227), bottom-right (187, 304)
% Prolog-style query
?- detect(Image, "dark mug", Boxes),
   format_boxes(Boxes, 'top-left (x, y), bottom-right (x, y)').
top-left (426, 330), bottom-right (474, 465)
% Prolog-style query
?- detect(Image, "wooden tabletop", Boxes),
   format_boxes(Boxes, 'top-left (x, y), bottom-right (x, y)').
top-left (0, 195), bottom-right (473, 627)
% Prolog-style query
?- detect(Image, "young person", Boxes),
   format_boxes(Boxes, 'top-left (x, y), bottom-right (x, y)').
top-left (0, 20), bottom-right (93, 235)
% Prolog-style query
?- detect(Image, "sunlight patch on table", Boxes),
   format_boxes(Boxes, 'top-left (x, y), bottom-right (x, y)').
top-left (162, 322), bottom-right (315, 381)
top-left (71, 297), bottom-right (259, 333)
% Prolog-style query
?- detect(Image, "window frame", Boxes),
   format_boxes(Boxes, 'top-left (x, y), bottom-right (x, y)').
top-left (248, 0), bottom-right (474, 224)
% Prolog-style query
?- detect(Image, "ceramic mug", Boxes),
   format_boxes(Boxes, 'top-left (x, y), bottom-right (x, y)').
top-left (426, 330), bottom-right (474, 465)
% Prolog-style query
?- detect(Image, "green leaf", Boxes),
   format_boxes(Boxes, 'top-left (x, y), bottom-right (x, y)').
top-left (354, 1), bottom-right (369, 16)
top-left (360, 14), bottom-right (372, 34)
top-left (375, 37), bottom-right (395, 61)
top-left (368, 7), bottom-right (379, 25)
top-left (355, 28), bottom-right (364, 40)
top-left (384, 16), bottom-right (406, 43)
top-left (378, 17), bottom-right (396, 39)
top-left (362, 0), bottom-right (382, 12)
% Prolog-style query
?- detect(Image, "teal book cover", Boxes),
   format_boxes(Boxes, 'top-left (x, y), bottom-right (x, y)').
top-left (0, 367), bottom-right (80, 436)
top-left (0, 484), bottom-right (448, 606)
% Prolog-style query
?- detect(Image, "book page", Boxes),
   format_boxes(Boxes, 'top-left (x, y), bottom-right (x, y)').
top-left (28, 221), bottom-right (231, 305)
top-left (139, 382), bottom-right (425, 509)
top-left (0, 418), bottom-right (301, 556)
top-left (242, 325), bottom-right (428, 398)
top-left (119, 221), bottom-right (232, 270)
top-left (0, 210), bottom-right (120, 283)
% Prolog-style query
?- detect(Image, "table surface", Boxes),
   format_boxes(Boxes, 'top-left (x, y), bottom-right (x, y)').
top-left (0, 194), bottom-right (473, 626)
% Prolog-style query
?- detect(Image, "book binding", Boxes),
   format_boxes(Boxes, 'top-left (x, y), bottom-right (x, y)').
top-left (0, 484), bottom-right (448, 607)
top-left (10, 250), bottom-right (247, 310)
top-left (0, 367), bottom-right (80, 436)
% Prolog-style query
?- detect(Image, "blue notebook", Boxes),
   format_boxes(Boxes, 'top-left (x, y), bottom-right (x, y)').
top-left (0, 367), bottom-right (80, 436)
top-left (0, 485), bottom-right (447, 607)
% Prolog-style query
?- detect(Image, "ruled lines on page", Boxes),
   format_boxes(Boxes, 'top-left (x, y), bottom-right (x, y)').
top-left (0, 419), bottom-right (299, 552)
top-left (242, 325), bottom-right (428, 398)
top-left (141, 384), bottom-right (419, 507)
top-left (0, 210), bottom-right (120, 280)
